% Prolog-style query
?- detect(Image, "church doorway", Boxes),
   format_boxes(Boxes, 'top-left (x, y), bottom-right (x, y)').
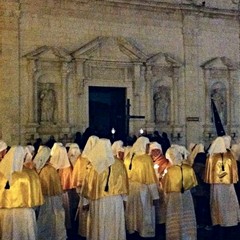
top-left (89, 86), bottom-right (126, 141)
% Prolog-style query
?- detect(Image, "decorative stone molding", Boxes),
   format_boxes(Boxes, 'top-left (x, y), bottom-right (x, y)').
top-left (145, 52), bottom-right (183, 139)
top-left (24, 46), bottom-right (73, 141)
top-left (72, 37), bottom-right (147, 93)
top-left (71, 36), bottom-right (147, 133)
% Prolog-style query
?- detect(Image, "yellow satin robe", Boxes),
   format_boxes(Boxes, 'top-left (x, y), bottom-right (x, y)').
top-left (38, 164), bottom-right (62, 196)
top-left (0, 168), bottom-right (44, 208)
top-left (58, 166), bottom-right (73, 190)
top-left (124, 154), bottom-right (158, 185)
top-left (82, 157), bottom-right (129, 200)
top-left (162, 164), bottom-right (198, 193)
top-left (204, 150), bottom-right (238, 184)
top-left (71, 156), bottom-right (89, 188)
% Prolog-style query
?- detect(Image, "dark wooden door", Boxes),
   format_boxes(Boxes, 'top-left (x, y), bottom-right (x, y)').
top-left (89, 86), bottom-right (126, 141)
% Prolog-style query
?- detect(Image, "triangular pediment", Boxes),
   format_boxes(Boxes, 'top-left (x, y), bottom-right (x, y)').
top-left (24, 46), bottom-right (72, 62)
top-left (72, 37), bottom-right (147, 62)
top-left (147, 52), bottom-right (181, 67)
top-left (201, 57), bottom-right (235, 70)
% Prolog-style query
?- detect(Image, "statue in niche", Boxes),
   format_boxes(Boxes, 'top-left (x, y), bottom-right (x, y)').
top-left (39, 83), bottom-right (56, 123)
top-left (211, 87), bottom-right (226, 125)
top-left (153, 86), bottom-right (170, 124)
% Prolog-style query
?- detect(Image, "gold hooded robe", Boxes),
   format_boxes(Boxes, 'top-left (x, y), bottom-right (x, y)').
top-left (0, 167), bottom-right (44, 208)
top-left (204, 150), bottom-right (238, 184)
top-left (162, 164), bottom-right (198, 193)
top-left (82, 157), bottom-right (129, 200)
top-left (124, 154), bottom-right (158, 185)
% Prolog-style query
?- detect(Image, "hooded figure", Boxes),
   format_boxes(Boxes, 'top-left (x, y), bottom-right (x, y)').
top-left (149, 141), bottom-right (172, 224)
top-left (162, 145), bottom-right (198, 240)
top-left (112, 140), bottom-right (124, 160)
top-left (82, 138), bottom-right (129, 240)
top-left (149, 141), bottom-right (172, 180)
top-left (72, 135), bottom-right (99, 188)
top-left (204, 136), bottom-right (240, 228)
top-left (23, 145), bottom-right (35, 169)
top-left (67, 143), bottom-right (81, 167)
top-left (33, 146), bottom-right (66, 240)
top-left (0, 146), bottom-right (44, 240)
top-left (50, 144), bottom-right (73, 230)
top-left (124, 136), bottom-right (159, 238)
top-left (71, 135), bottom-right (99, 238)
top-left (186, 143), bottom-right (205, 166)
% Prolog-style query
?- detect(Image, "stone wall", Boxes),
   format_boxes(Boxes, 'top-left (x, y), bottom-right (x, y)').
top-left (0, 0), bottom-right (239, 146)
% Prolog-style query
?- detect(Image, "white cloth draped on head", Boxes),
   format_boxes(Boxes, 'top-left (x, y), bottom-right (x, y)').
top-left (165, 145), bottom-right (186, 165)
top-left (130, 136), bottom-right (150, 157)
top-left (37, 145), bottom-right (44, 153)
top-left (24, 145), bottom-right (35, 163)
top-left (0, 145), bottom-right (25, 185)
top-left (0, 140), bottom-right (7, 152)
top-left (81, 135), bottom-right (99, 158)
top-left (188, 142), bottom-right (196, 153)
top-left (171, 144), bottom-right (190, 160)
top-left (50, 145), bottom-right (70, 170)
top-left (84, 138), bottom-right (115, 174)
top-left (149, 142), bottom-right (162, 154)
top-left (222, 135), bottom-right (231, 150)
top-left (187, 143), bottom-right (205, 166)
top-left (191, 143), bottom-right (204, 155)
top-left (208, 136), bottom-right (227, 155)
top-left (67, 143), bottom-right (81, 167)
top-left (50, 142), bottom-right (63, 157)
top-left (33, 146), bottom-right (51, 171)
top-left (112, 140), bottom-right (124, 156)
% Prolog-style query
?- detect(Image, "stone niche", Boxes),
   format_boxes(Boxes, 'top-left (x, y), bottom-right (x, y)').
top-left (24, 46), bottom-right (73, 143)
top-left (201, 56), bottom-right (239, 144)
top-left (145, 52), bottom-right (184, 143)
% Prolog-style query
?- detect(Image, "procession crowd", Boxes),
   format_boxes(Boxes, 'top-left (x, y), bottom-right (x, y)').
top-left (0, 129), bottom-right (240, 240)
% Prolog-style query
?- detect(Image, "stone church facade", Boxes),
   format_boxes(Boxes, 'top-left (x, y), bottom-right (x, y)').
top-left (1, 0), bottom-right (240, 146)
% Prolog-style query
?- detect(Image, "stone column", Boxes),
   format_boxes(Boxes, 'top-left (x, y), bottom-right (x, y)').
top-left (133, 63), bottom-right (141, 115)
top-left (61, 62), bottom-right (71, 124)
top-left (76, 59), bottom-right (85, 95)
top-left (182, 13), bottom-right (202, 144)
top-left (172, 67), bottom-right (180, 125)
top-left (145, 64), bottom-right (154, 124)
top-left (0, 2), bottom-right (21, 144)
top-left (204, 69), bottom-right (211, 124)
top-left (27, 60), bottom-right (36, 123)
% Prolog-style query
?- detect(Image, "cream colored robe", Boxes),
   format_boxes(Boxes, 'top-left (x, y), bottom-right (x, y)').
top-left (0, 168), bottom-right (44, 240)
top-left (37, 164), bottom-right (67, 240)
top-left (204, 150), bottom-right (240, 226)
top-left (124, 154), bottom-right (159, 237)
top-left (83, 157), bottom-right (129, 240)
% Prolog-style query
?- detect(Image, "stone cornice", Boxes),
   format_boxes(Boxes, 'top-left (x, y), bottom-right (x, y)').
top-left (18, 0), bottom-right (240, 21)
top-left (97, 0), bottom-right (239, 19)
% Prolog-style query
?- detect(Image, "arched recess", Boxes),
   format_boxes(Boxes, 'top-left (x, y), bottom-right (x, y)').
top-left (201, 56), bottom-right (239, 142)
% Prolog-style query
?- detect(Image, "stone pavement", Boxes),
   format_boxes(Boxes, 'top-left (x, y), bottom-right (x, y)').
top-left (126, 224), bottom-right (240, 240)
top-left (68, 223), bottom-right (240, 240)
